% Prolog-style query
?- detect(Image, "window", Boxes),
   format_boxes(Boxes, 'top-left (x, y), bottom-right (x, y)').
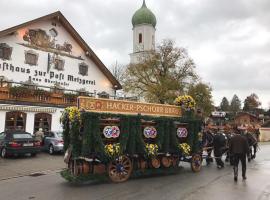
top-left (139, 33), bottom-right (142, 43)
top-left (5, 112), bottom-right (27, 131)
top-left (25, 50), bottom-right (38, 65)
top-left (34, 113), bottom-right (52, 133)
top-left (78, 63), bottom-right (88, 76)
top-left (54, 58), bottom-right (65, 71)
top-left (0, 132), bottom-right (5, 140)
top-left (0, 43), bottom-right (12, 60)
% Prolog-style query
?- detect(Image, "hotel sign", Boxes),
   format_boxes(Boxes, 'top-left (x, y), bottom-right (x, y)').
top-left (78, 97), bottom-right (182, 117)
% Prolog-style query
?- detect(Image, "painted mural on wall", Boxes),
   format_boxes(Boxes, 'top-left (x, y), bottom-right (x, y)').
top-left (19, 28), bottom-right (83, 60)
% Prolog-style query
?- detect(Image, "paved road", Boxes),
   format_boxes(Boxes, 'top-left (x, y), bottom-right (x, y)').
top-left (0, 144), bottom-right (270, 200)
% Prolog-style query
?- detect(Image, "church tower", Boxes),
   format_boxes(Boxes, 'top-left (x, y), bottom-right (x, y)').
top-left (130, 0), bottom-right (157, 64)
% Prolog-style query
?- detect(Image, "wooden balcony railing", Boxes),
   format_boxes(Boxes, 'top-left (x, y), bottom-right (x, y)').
top-left (0, 80), bottom-right (138, 107)
top-left (0, 86), bottom-right (78, 107)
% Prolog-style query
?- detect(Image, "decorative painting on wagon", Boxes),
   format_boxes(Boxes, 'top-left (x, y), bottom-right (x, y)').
top-left (61, 97), bottom-right (202, 183)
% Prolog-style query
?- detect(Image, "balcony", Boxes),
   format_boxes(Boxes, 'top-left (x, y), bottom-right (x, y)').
top-left (0, 80), bottom-right (94, 107)
top-left (0, 80), bottom-right (139, 108)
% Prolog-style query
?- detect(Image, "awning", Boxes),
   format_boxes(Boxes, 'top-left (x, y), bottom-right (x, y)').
top-left (0, 104), bottom-right (57, 113)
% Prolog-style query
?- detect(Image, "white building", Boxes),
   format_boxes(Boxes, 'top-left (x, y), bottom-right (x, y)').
top-left (0, 11), bottom-right (121, 134)
top-left (130, 0), bottom-right (157, 64)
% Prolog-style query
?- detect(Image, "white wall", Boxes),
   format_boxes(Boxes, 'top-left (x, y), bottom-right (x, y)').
top-left (0, 111), bottom-right (6, 132)
top-left (133, 24), bottom-right (155, 52)
top-left (0, 19), bottom-right (114, 95)
top-left (25, 112), bottom-right (35, 134)
top-left (51, 108), bottom-right (64, 132)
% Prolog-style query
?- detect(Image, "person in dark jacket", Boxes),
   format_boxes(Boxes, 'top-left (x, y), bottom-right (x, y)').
top-left (229, 131), bottom-right (249, 181)
top-left (213, 131), bottom-right (227, 169)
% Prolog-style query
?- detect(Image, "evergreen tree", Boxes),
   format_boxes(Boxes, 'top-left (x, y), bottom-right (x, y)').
top-left (230, 94), bottom-right (241, 113)
top-left (220, 97), bottom-right (230, 111)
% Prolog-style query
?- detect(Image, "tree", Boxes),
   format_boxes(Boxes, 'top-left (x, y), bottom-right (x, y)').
top-left (123, 39), bottom-right (198, 104)
top-left (243, 93), bottom-right (261, 112)
top-left (110, 61), bottom-right (125, 84)
top-left (220, 97), bottom-right (230, 111)
top-left (230, 94), bottom-right (241, 113)
top-left (187, 82), bottom-right (214, 117)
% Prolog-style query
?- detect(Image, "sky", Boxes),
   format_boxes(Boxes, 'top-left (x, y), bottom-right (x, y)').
top-left (0, 0), bottom-right (269, 109)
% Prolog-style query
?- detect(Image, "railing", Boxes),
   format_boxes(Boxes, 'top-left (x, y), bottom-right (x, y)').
top-left (0, 80), bottom-right (139, 107)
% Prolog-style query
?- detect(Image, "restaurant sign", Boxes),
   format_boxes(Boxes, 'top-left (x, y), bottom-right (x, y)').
top-left (78, 97), bottom-right (182, 117)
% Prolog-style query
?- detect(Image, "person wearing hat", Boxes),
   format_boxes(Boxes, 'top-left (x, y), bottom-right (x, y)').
top-left (229, 129), bottom-right (249, 181)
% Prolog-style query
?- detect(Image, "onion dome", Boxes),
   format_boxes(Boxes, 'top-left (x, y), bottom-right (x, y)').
top-left (132, 0), bottom-right (157, 28)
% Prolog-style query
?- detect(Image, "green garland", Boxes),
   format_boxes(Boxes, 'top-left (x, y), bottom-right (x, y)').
top-left (61, 111), bottom-right (202, 161)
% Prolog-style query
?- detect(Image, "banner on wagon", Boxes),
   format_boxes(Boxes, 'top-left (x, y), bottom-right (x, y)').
top-left (78, 97), bottom-right (182, 117)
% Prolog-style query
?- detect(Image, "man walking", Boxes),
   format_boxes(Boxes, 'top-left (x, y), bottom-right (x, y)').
top-left (213, 130), bottom-right (226, 169)
top-left (229, 130), bottom-right (249, 181)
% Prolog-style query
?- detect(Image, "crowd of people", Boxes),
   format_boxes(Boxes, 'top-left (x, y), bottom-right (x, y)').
top-left (200, 127), bottom-right (258, 182)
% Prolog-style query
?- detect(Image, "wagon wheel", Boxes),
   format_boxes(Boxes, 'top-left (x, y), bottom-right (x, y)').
top-left (191, 154), bottom-right (202, 173)
top-left (108, 155), bottom-right (133, 183)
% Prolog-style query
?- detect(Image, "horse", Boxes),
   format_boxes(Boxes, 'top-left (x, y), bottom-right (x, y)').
top-left (245, 132), bottom-right (258, 161)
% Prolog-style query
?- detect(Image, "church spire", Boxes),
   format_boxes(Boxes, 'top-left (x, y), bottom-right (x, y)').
top-left (142, 0), bottom-right (146, 7)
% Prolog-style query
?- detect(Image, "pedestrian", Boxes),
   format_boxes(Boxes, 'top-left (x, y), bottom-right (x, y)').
top-left (213, 130), bottom-right (227, 169)
top-left (229, 130), bottom-right (249, 181)
top-left (34, 128), bottom-right (44, 144)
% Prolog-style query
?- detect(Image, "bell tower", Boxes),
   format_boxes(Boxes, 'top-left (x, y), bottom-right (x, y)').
top-left (130, 0), bottom-right (156, 64)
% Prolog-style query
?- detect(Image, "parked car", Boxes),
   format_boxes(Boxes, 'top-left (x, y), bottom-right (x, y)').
top-left (43, 131), bottom-right (64, 155)
top-left (0, 131), bottom-right (41, 158)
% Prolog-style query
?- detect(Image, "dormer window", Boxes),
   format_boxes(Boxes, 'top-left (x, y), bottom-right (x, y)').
top-left (0, 43), bottom-right (12, 60)
top-left (25, 50), bottom-right (38, 66)
top-left (54, 57), bottom-right (65, 71)
top-left (139, 33), bottom-right (142, 43)
top-left (78, 63), bottom-right (88, 76)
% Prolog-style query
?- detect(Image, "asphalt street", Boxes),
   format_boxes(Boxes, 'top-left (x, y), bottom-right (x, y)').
top-left (0, 144), bottom-right (270, 200)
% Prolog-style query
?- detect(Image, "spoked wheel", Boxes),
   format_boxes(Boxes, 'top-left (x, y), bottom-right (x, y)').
top-left (191, 154), bottom-right (202, 173)
top-left (108, 155), bottom-right (133, 183)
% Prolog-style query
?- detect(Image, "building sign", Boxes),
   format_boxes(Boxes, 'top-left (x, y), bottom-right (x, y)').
top-left (0, 61), bottom-right (96, 87)
top-left (78, 97), bottom-right (182, 117)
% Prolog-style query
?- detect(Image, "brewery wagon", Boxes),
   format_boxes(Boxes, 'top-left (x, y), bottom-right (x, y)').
top-left (62, 96), bottom-right (203, 183)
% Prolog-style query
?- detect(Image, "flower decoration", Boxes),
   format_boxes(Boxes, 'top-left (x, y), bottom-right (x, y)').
top-left (178, 143), bottom-right (191, 156)
top-left (143, 127), bottom-right (157, 139)
top-left (177, 127), bottom-right (188, 138)
top-left (145, 143), bottom-right (159, 157)
top-left (60, 106), bottom-right (81, 123)
top-left (175, 95), bottom-right (196, 111)
top-left (104, 143), bottom-right (121, 158)
top-left (103, 126), bottom-right (120, 139)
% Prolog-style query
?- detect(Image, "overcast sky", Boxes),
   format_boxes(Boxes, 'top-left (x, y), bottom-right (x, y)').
top-left (0, 0), bottom-right (269, 108)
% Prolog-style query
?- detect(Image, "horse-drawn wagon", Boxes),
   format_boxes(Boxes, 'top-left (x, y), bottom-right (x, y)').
top-left (61, 96), bottom-right (203, 183)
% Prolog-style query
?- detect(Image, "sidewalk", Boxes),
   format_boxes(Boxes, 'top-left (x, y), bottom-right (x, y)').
top-left (0, 152), bottom-right (65, 180)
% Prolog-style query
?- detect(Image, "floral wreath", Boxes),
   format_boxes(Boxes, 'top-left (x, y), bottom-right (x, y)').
top-left (175, 95), bottom-right (196, 111)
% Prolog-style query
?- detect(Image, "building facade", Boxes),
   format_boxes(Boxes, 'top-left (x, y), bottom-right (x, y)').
top-left (0, 11), bottom-right (121, 134)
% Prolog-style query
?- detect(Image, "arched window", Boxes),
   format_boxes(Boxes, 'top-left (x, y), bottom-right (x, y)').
top-left (139, 33), bottom-right (142, 44)
top-left (5, 111), bottom-right (27, 131)
top-left (34, 113), bottom-right (52, 133)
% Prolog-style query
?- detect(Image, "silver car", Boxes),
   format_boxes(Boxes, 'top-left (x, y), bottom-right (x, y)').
top-left (43, 131), bottom-right (64, 154)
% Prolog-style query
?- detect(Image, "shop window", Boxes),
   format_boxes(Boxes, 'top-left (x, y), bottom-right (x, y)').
top-left (139, 33), bottom-right (142, 44)
top-left (54, 58), bottom-right (65, 71)
top-left (0, 43), bottom-right (12, 60)
top-left (25, 50), bottom-right (39, 65)
top-left (33, 113), bottom-right (52, 134)
top-left (78, 63), bottom-right (88, 76)
top-left (5, 111), bottom-right (26, 131)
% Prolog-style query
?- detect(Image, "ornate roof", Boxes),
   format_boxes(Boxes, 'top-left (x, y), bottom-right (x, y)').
top-left (132, 0), bottom-right (157, 28)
